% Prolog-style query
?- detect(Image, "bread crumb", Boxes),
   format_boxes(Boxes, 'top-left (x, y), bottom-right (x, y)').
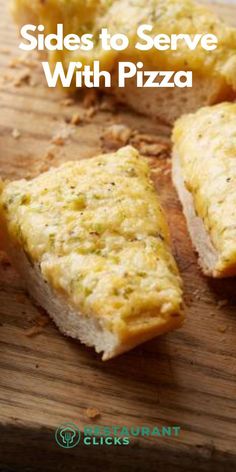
top-left (24, 313), bottom-right (49, 337)
top-left (35, 314), bottom-right (50, 327)
top-left (51, 135), bottom-right (65, 146)
top-left (51, 124), bottom-right (74, 146)
top-left (192, 288), bottom-right (203, 302)
top-left (60, 98), bottom-right (75, 107)
top-left (217, 299), bottom-right (228, 308)
top-left (24, 326), bottom-right (45, 337)
top-left (85, 408), bottom-right (101, 420)
top-left (217, 325), bottom-right (228, 333)
top-left (14, 69), bottom-right (31, 87)
top-left (137, 142), bottom-right (169, 158)
top-left (99, 96), bottom-right (116, 113)
top-left (163, 168), bottom-right (171, 176)
top-left (12, 128), bottom-right (21, 139)
top-left (9, 53), bottom-right (38, 69)
top-left (131, 134), bottom-right (170, 158)
top-left (22, 58), bottom-right (38, 69)
top-left (102, 124), bottom-right (132, 150)
top-left (44, 148), bottom-right (55, 161)
top-left (8, 58), bottom-right (18, 69)
top-left (151, 166), bottom-right (162, 175)
top-left (85, 106), bottom-right (97, 120)
top-left (71, 112), bottom-right (83, 125)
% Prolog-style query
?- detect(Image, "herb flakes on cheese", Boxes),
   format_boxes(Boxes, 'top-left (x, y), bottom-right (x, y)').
top-left (0, 146), bottom-right (183, 339)
top-left (173, 102), bottom-right (236, 277)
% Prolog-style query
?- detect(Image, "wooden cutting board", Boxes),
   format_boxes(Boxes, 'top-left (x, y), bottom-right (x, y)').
top-left (0, 2), bottom-right (236, 471)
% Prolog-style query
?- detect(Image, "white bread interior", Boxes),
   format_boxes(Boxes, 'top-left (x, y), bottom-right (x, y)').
top-left (172, 150), bottom-right (219, 276)
top-left (8, 243), bottom-right (121, 361)
top-left (7, 239), bottom-right (141, 360)
top-left (4, 240), bottom-right (182, 360)
top-left (111, 74), bottom-right (235, 124)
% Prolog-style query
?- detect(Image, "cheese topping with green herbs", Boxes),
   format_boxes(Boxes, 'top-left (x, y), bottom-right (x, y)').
top-left (0, 147), bottom-right (183, 336)
top-left (173, 102), bottom-right (236, 275)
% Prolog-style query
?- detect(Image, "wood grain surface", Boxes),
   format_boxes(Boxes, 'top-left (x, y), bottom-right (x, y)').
top-left (0, 1), bottom-right (236, 471)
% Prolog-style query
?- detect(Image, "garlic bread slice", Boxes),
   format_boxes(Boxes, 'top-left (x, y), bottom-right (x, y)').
top-left (172, 102), bottom-right (236, 277)
top-left (0, 146), bottom-right (183, 359)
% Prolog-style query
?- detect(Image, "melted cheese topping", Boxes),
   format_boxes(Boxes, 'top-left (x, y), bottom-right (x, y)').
top-left (13, 0), bottom-right (236, 90)
top-left (0, 147), bottom-right (183, 334)
top-left (173, 102), bottom-right (236, 275)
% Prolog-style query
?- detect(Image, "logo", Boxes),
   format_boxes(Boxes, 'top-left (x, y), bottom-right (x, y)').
top-left (54, 423), bottom-right (181, 449)
top-left (55, 423), bottom-right (81, 449)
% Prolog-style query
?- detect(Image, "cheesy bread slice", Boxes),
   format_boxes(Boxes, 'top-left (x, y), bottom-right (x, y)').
top-left (12, 0), bottom-right (236, 123)
top-left (172, 102), bottom-right (236, 278)
top-left (0, 146), bottom-right (183, 359)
